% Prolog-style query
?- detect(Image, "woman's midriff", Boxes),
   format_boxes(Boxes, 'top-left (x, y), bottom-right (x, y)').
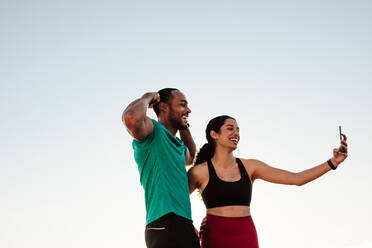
top-left (206, 205), bottom-right (251, 217)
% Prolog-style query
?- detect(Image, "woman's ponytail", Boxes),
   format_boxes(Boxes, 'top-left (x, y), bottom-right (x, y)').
top-left (193, 142), bottom-right (215, 165)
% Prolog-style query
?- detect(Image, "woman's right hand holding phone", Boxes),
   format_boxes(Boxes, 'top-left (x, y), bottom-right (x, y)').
top-left (331, 134), bottom-right (348, 167)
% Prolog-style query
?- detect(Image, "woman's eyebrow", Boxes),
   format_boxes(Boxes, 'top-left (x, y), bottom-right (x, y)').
top-left (225, 124), bottom-right (239, 129)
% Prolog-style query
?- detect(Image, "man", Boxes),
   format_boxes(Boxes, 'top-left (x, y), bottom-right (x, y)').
top-left (122, 88), bottom-right (200, 248)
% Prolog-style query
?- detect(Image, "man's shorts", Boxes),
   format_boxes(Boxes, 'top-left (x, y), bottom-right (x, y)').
top-left (145, 213), bottom-right (200, 248)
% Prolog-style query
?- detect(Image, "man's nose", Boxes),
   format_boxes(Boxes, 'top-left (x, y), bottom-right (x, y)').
top-left (186, 106), bottom-right (191, 113)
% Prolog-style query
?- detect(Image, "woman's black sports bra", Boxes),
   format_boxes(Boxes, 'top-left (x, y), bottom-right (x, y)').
top-left (201, 158), bottom-right (252, 208)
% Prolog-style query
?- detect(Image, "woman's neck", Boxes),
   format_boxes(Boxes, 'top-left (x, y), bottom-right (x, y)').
top-left (211, 146), bottom-right (235, 169)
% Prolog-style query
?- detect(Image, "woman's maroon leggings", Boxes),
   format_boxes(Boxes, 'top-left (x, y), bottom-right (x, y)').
top-left (201, 214), bottom-right (259, 248)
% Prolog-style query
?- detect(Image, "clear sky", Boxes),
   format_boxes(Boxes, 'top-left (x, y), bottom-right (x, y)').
top-left (1, 0), bottom-right (371, 247)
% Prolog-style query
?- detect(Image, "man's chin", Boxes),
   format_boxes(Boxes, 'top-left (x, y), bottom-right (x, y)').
top-left (169, 118), bottom-right (188, 130)
top-left (178, 124), bottom-right (189, 130)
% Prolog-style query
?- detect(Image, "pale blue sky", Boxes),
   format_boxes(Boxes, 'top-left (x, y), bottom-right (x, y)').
top-left (1, 1), bottom-right (371, 247)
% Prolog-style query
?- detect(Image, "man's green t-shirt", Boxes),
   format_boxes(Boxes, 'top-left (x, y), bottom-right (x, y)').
top-left (132, 119), bottom-right (192, 225)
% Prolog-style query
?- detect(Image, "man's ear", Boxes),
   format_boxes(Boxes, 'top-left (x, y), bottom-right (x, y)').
top-left (159, 102), bottom-right (169, 114)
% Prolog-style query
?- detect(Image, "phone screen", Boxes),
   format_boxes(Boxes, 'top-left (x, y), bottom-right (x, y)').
top-left (339, 126), bottom-right (345, 152)
top-left (339, 126), bottom-right (342, 141)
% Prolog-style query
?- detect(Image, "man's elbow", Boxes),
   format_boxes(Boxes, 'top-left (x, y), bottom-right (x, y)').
top-left (188, 155), bottom-right (195, 166)
top-left (122, 111), bottom-right (136, 129)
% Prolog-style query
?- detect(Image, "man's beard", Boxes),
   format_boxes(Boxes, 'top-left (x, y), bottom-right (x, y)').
top-left (168, 108), bottom-right (188, 130)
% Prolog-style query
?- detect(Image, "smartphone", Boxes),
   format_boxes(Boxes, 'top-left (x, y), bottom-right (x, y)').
top-left (339, 125), bottom-right (345, 152)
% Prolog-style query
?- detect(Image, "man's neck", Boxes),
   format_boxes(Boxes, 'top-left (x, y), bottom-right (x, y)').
top-left (158, 118), bottom-right (177, 136)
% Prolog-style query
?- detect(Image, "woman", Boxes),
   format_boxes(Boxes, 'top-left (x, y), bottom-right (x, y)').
top-left (188, 115), bottom-right (348, 248)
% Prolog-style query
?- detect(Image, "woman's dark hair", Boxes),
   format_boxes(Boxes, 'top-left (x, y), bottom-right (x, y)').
top-left (153, 88), bottom-right (179, 116)
top-left (194, 115), bottom-right (235, 165)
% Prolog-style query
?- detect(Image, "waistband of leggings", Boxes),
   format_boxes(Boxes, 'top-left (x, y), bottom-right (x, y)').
top-left (206, 213), bottom-right (252, 222)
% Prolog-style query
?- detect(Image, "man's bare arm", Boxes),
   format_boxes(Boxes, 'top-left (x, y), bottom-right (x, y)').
top-left (180, 127), bottom-right (196, 165)
top-left (122, 92), bottom-right (160, 141)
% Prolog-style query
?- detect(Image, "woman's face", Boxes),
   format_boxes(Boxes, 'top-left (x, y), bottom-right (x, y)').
top-left (212, 118), bottom-right (240, 150)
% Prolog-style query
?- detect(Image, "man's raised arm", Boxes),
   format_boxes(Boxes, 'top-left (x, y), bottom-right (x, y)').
top-left (180, 128), bottom-right (196, 165)
top-left (122, 92), bottom-right (160, 141)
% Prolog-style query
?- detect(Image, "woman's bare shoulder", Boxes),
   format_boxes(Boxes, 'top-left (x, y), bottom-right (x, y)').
top-left (238, 158), bottom-right (266, 182)
top-left (239, 158), bottom-right (266, 166)
top-left (189, 161), bottom-right (208, 174)
top-left (189, 162), bottom-right (209, 180)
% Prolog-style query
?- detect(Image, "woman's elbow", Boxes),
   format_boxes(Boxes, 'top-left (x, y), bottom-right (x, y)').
top-left (296, 181), bottom-right (306, 187)
top-left (294, 173), bottom-right (308, 186)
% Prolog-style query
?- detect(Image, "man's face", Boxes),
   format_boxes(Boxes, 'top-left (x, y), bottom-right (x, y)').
top-left (167, 90), bottom-right (191, 130)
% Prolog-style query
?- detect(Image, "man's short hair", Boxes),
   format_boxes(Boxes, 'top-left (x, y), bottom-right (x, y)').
top-left (153, 88), bottom-right (179, 116)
